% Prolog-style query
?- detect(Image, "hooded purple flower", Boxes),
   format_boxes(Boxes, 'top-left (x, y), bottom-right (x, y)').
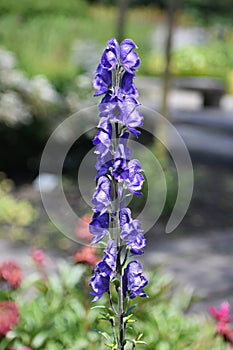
top-left (121, 97), bottom-right (143, 137)
top-left (112, 144), bottom-right (129, 182)
top-left (120, 208), bottom-right (146, 255)
top-left (121, 72), bottom-right (139, 98)
top-left (92, 176), bottom-right (111, 214)
top-left (125, 160), bottom-right (144, 196)
top-left (90, 212), bottom-right (109, 244)
top-left (123, 260), bottom-right (148, 299)
top-left (96, 152), bottom-right (113, 179)
top-left (90, 240), bottom-right (117, 301)
top-left (99, 98), bottom-right (124, 124)
top-left (93, 64), bottom-right (112, 96)
top-left (93, 118), bottom-right (112, 158)
top-left (101, 38), bottom-right (119, 71)
top-left (120, 39), bottom-right (140, 74)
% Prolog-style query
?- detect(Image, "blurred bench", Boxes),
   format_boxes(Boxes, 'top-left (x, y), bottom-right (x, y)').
top-left (171, 77), bottom-right (226, 108)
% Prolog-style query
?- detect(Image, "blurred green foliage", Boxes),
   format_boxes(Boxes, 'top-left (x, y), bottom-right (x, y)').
top-left (0, 6), bottom-right (154, 88)
top-left (0, 173), bottom-right (37, 240)
top-left (0, 256), bottom-right (229, 350)
top-left (0, 0), bottom-right (88, 17)
top-left (146, 40), bottom-right (233, 80)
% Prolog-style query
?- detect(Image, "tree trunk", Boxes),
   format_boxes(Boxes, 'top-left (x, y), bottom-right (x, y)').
top-left (156, 0), bottom-right (177, 160)
top-left (116, 0), bottom-right (129, 42)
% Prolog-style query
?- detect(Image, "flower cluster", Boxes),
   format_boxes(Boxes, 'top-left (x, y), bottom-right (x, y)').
top-left (89, 38), bottom-right (147, 303)
top-left (209, 302), bottom-right (233, 347)
top-left (0, 260), bottom-right (22, 289)
top-left (0, 301), bottom-right (19, 336)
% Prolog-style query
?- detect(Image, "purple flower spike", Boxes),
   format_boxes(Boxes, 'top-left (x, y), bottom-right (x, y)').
top-left (126, 160), bottom-right (144, 196)
top-left (90, 212), bottom-right (109, 244)
top-left (123, 260), bottom-right (148, 299)
top-left (90, 240), bottom-right (116, 301)
top-left (92, 176), bottom-right (111, 214)
top-left (120, 39), bottom-right (140, 74)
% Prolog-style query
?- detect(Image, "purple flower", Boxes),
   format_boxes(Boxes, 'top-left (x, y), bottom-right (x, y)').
top-left (119, 207), bottom-right (131, 227)
top-left (101, 38), bottom-right (119, 71)
top-left (121, 72), bottom-right (139, 98)
top-left (90, 212), bottom-right (109, 244)
top-left (120, 39), bottom-right (140, 74)
top-left (112, 144), bottom-right (129, 182)
top-left (90, 240), bottom-right (117, 301)
top-left (93, 64), bottom-right (112, 96)
top-left (92, 176), bottom-right (111, 214)
top-left (93, 118), bottom-right (112, 157)
top-left (96, 153), bottom-right (113, 178)
top-left (122, 98), bottom-right (143, 137)
top-left (125, 160), bottom-right (144, 196)
top-left (99, 99), bottom-right (123, 124)
top-left (123, 260), bottom-right (148, 299)
top-left (120, 208), bottom-right (146, 255)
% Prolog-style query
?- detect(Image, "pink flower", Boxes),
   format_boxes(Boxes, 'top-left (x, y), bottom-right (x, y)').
top-left (217, 321), bottom-right (233, 342)
top-left (209, 302), bottom-right (232, 323)
top-left (75, 215), bottom-right (92, 242)
top-left (0, 301), bottom-right (19, 336)
top-left (10, 347), bottom-right (32, 350)
top-left (31, 249), bottom-right (45, 267)
top-left (209, 302), bottom-right (233, 347)
top-left (0, 261), bottom-right (22, 288)
top-left (73, 246), bottom-right (100, 268)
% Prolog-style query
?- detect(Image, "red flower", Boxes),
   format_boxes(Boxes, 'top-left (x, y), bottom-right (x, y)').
top-left (73, 246), bottom-right (100, 268)
top-left (0, 301), bottom-right (19, 336)
top-left (217, 321), bottom-right (233, 343)
top-left (31, 249), bottom-right (45, 267)
top-left (209, 302), bottom-right (232, 323)
top-left (75, 215), bottom-right (92, 242)
top-left (209, 302), bottom-right (233, 347)
top-left (0, 261), bottom-right (22, 288)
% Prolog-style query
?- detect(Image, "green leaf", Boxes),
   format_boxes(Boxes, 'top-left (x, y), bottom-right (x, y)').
top-left (91, 329), bottom-right (112, 342)
top-left (31, 331), bottom-right (48, 348)
top-left (112, 278), bottom-right (120, 290)
top-left (126, 304), bottom-right (137, 316)
top-left (105, 343), bottom-right (117, 349)
top-left (136, 332), bottom-right (144, 341)
top-left (123, 314), bottom-right (135, 323)
top-left (91, 305), bottom-right (108, 310)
